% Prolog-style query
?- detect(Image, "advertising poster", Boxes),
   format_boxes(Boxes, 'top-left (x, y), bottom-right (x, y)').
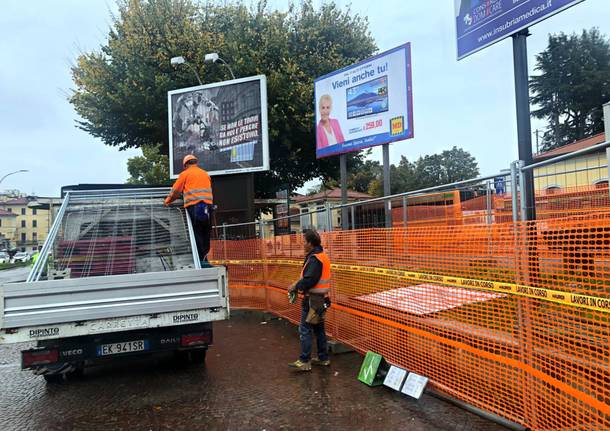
top-left (455, 0), bottom-right (584, 60)
top-left (314, 43), bottom-right (414, 159)
top-left (168, 75), bottom-right (269, 178)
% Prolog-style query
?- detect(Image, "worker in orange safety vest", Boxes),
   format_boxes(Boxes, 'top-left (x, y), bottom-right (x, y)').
top-left (287, 229), bottom-right (332, 371)
top-left (164, 154), bottom-right (214, 264)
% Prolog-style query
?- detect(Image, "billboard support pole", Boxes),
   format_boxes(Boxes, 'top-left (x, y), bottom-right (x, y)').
top-left (340, 154), bottom-right (348, 230)
top-left (512, 30), bottom-right (536, 221)
top-left (383, 144), bottom-right (392, 227)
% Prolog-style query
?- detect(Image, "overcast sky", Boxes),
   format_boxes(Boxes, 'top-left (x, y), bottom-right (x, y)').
top-left (1, 0), bottom-right (608, 196)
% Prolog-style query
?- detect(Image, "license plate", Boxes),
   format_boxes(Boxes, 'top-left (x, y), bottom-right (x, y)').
top-left (96, 340), bottom-right (148, 357)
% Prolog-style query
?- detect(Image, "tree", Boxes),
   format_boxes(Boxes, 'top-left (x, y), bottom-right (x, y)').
top-left (367, 147), bottom-right (479, 197)
top-left (412, 146), bottom-right (479, 189)
top-left (348, 159), bottom-right (382, 193)
top-left (530, 28), bottom-right (610, 151)
top-left (126, 144), bottom-right (170, 184)
top-left (70, 0), bottom-right (376, 191)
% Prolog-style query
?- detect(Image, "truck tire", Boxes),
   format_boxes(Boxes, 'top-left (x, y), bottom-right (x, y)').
top-left (43, 373), bottom-right (66, 384)
top-left (189, 349), bottom-right (207, 364)
top-left (42, 363), bottom-right (84, 383)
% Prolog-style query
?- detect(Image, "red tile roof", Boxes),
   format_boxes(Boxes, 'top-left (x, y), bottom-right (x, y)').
top-left (1, 197), bottom-right (29, 205)
top-left (0, 209), bottom-right (17, 217)
top-left (293, 188), bottom-right (372, 204)
top-left (533, 133), bottom-right (607, 161)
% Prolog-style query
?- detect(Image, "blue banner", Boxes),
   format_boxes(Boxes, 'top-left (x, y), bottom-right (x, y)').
top-left (456, 0), bottom-right (584, 60)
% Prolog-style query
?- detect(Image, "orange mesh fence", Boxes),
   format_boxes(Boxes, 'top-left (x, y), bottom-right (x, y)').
top-left (376, 184), bottom-right (610, 228)
top-left (210, 209), bottom-right (610, 430)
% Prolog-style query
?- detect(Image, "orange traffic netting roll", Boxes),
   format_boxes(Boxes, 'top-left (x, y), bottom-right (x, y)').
top-left (210, 210), bottom-right (610, 430)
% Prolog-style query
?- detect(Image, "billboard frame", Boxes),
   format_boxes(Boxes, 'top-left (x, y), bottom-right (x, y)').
top-left (167, 74), bottom-right (269, 178)
top-left (313, 43), bottom-right (414, 159)
top-left (456, 0), bottom-right (585, 60)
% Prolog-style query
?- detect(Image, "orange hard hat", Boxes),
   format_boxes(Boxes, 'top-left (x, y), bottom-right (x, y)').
top-left (183, 154), bottom-right (198, 167)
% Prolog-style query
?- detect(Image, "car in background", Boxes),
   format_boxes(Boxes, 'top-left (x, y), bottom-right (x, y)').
top-left (0, 252), bottom-right (10, 264)
top-left (11, 252), bottom-right (31, 263)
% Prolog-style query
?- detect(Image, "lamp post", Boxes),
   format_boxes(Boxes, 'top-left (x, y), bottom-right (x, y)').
top-left (204, 53), bottom-right (236, 80)
top-left (170, 56), bottom-right (203, 85)
top-left (0, 170), bottom-right (28, 186)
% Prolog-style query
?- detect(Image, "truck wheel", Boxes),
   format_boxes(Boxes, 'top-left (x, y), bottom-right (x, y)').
top-left (190, 349), bottom-right (207, 364)
top-left (43, 373), bottom-right (66, 384)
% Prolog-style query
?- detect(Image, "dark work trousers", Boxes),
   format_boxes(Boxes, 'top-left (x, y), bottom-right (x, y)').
top-left (299, 296), bottom-right (329, 362)
top-left (186, 202), bottom-right (213, 262)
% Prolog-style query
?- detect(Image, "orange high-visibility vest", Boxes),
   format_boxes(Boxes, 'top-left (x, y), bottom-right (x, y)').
top-left (165, 165), bottom-right (213, 207)
top-left (302, 251), bottom-right (332, 295)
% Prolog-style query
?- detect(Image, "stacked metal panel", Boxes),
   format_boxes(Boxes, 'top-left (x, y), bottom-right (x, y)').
top-left (30, 189), bottom-right (198, 281)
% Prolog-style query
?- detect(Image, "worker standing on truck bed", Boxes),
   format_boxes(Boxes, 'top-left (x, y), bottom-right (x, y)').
top-left (164, 154), bottom-right (214, 264)
top-left (287, 229), bottom-right (332, 371)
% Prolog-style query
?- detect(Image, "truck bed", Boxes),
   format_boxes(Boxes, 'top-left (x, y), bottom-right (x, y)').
top-left (0, 187), bottom-right (229, 343)
top-left (0, 266), bottom-right (227, 331)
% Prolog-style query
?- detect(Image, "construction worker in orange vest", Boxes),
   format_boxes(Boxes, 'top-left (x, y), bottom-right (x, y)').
top-left (164, 154), bottom-right (214, 265)
top-left (287, 229), bottom-right (332, 371)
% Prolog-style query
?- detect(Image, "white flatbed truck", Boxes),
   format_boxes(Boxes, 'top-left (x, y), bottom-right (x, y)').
top-left (0, 186), bottom-right (229, 382)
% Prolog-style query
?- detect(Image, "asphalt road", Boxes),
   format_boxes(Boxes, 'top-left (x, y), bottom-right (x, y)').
top-left (0, 311), bottom-right (509, 431)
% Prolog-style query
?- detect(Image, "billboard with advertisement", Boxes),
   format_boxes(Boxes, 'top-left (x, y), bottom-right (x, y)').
top-left (168, 75), bottom-right (269, 178)
top-left (455, 0), bottom-right (584, 60)
top-left (314, 44), bottom-right (414, 159)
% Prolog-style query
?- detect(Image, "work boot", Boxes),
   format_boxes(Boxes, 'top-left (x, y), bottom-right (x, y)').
top-left (288, 359), bottom-right (311, 371)
top-left (311, 358), bottom-right (331, 366)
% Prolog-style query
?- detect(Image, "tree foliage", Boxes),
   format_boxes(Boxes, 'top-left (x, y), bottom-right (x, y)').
top-left (126, 144), bottom-right (170, 184)
top-left (70, 0), bottom-right (376, 194)
top-left (530, 28), bottom-right (610, 151)
top-left (367, 147), bottom-right (480, 197)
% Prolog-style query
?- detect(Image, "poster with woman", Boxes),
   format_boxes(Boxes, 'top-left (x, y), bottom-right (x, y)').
top-left (313, 43), bottom-right (414, 159)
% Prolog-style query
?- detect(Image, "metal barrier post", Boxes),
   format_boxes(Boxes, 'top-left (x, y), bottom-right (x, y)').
top-left (351, 205), bottom-right (355, 230)
top-left (222, 223), bottom-right (228, 263)
top-left (515, 162), bottom-right (539, 427)
top-left (486, 180), bottom-right (493, 225)
top-left (510, 161), bottom-right (519, 223)
top-left (518, 161), bottom-right (527, 222)
top-left (325, 202), bottom-right (333, 232)
top-left (402, 195), bottom-right (407, 227)
top-left (259, 219), bottom-right (270, 311)
top-left (604, 102), bottom-right (610, 200)
top-left (607, 146), bottom-right (610, 200)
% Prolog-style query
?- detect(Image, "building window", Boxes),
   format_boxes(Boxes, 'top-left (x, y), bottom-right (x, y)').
top-left (545, 185), bottom-right (561, 195)
top-left (32, 208), bottom-right (37, 215)
top-left (21, 208), bottom-right (26, 215)
top-left (0, 219), bottom-right (2, 227)
top-left (21, 220), bottom-right (26, 228)
top-left (7, 208), bottom-right (12, 212)
top-left (32, 232), bottom-right (37, 241)
top-left (33, 220), bottom-right (37, 228)
top-left (21, 233), bottom-right (26, 242)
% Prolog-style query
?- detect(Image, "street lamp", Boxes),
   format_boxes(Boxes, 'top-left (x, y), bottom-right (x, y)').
top-left (0, 170), bottom-right (28, 186)
top-left (170, 56), bottom-right (203, 86)
top-left (204, 53), bottom-right (236, 80)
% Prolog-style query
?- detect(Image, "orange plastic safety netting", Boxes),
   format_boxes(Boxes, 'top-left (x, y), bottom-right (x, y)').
top-left (210, 210), bottom-right (610, 430)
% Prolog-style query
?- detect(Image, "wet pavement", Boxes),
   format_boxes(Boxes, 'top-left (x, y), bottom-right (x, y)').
top-left (0, 311), bottom-right (509, 431)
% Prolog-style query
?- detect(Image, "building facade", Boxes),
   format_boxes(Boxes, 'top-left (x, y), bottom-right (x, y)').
top-left (0, 196), bottom-right (60, 251)
top-left (293, 188), bottom-right (373, 231)
top-left (533, 133), bottom-right (608, 191)
top-left (0, 209), bottom-right (17, 250)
